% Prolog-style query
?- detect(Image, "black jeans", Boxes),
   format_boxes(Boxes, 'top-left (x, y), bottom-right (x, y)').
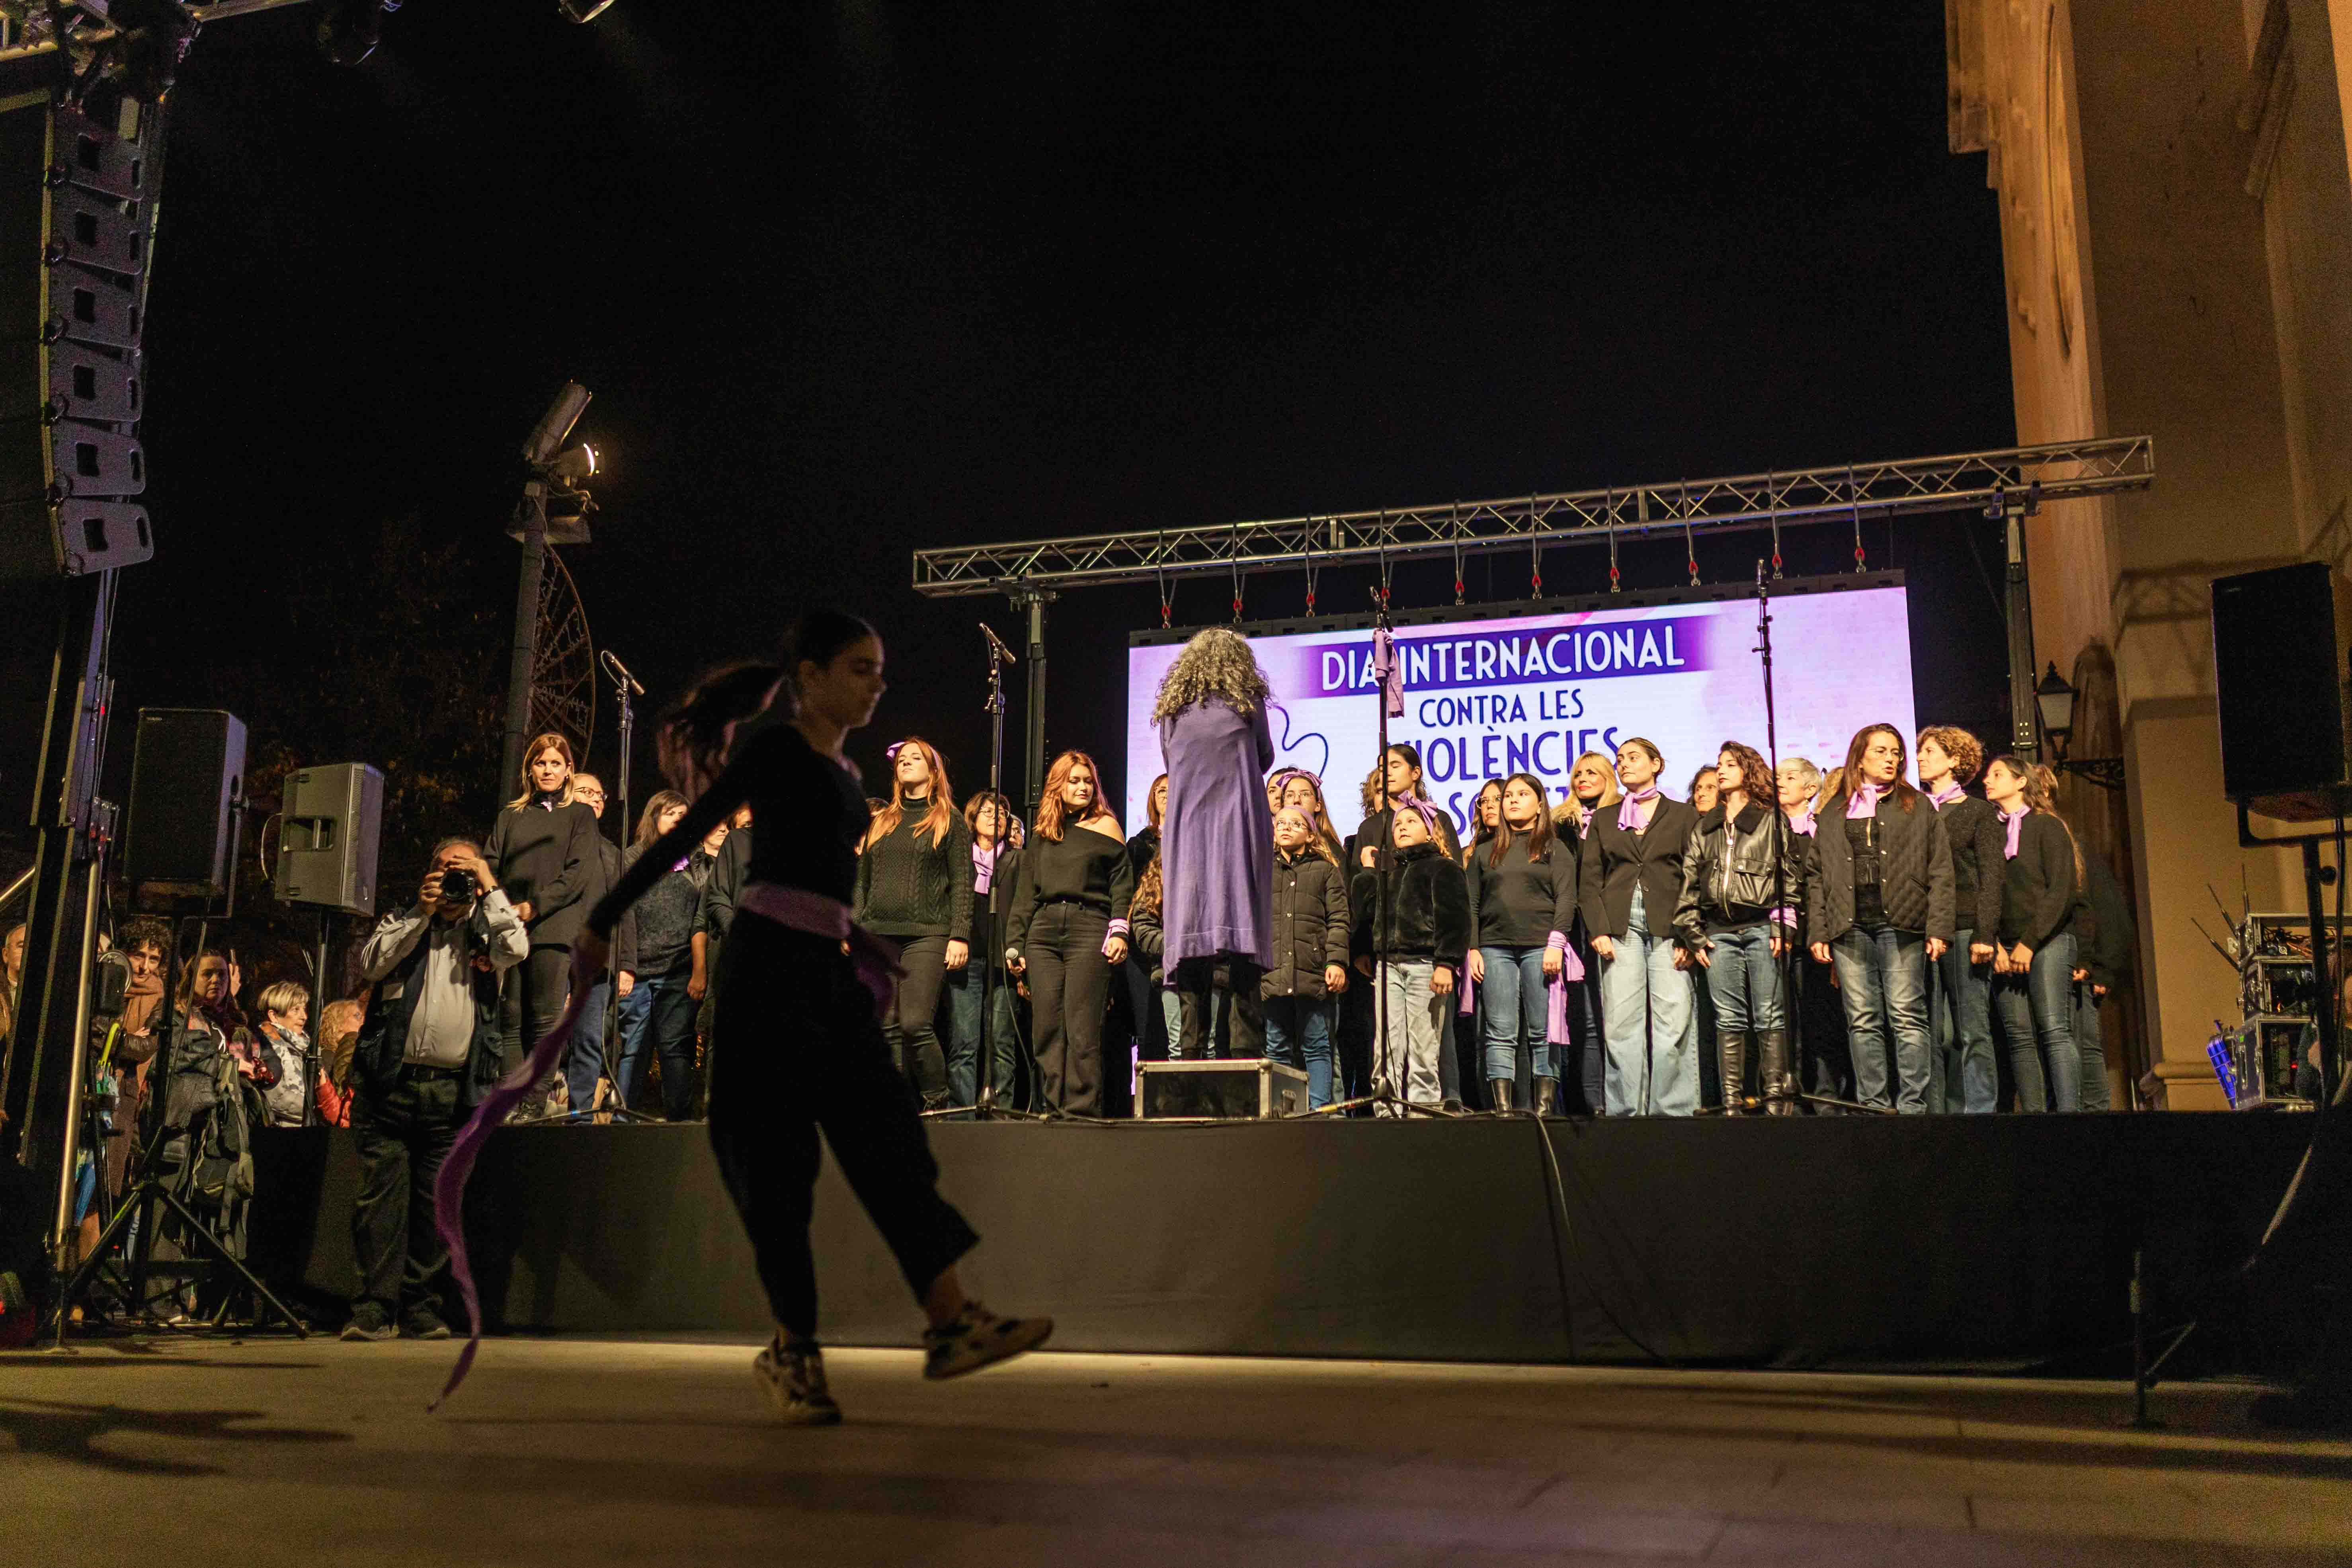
top-left (709, 916), bottom-right (978, 1339)
top-left (1174, 955), bottom-right (1265, 1060)
top-left (502, 945), bottom-right (572, 1084)
top-left (883, 934), bottom-right (951, 1103)
top-left (349, 1066), bottom-right (465, 1325)
top-left (1023, 901), bottom-right (1111, 1117)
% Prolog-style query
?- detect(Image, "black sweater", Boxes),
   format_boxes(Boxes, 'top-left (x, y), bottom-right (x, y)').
top-left (1932, 793), bottom-right (2006, 939)
top-left (590, 724), bottom-right (861, 940)
top-left (621, 844), bottom-right (712, 977)
top-left (853, 802), bottom-right (975, 939)
top-left (486, 797), bottom-right (594, 947)
top-left (1996, 812), bottom-right (2085, 950)
top-left (1465, 836), bottom-right (1575, 949)
top-left (1349, 843), bottom-right (1472, 969)
top-left (1005, 824), bottom-right (1137, 954)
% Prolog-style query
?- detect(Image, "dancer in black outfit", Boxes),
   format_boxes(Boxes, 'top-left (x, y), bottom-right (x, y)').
top-left (576, 612), bottom-right (1051, 1425)
top-left (855, 736), bottom-right (973, 1109)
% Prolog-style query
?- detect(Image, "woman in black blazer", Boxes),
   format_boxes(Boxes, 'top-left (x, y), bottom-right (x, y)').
top-left (485, 730), bottom-right (594, 1086)
top-left (1576, 737), bottom-right (1700, 1115)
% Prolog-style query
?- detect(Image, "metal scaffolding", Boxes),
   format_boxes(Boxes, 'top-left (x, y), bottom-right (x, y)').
top-left (910, 434), bottom-right (2152, 597)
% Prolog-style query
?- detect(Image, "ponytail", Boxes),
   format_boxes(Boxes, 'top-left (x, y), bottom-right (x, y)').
top-left (656, 609), bottom-right (876, 799)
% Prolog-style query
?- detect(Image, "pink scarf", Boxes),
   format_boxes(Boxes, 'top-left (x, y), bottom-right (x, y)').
top-left (1846, 781), bottom-right (1884, 818)
top-left (2000, 805), bottom-right (2028, 858)
top-left (972, 840), bottom-right (999, 895)
top-left (1616, 785), bottom-right (1660, 833)
top-left (1927, 780), bottom-right (1966, 808)
top-left (1788, 803), bottom-right (1817, 837)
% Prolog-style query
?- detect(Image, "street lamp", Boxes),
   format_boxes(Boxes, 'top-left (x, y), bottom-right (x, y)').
top-left (500, 383), bottom-right (599, 789)
top-left (2035, 661), bottom-right (2125, 791)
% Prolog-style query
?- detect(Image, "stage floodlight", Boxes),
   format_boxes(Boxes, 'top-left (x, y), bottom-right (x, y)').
top-left (557, 0), bottom-right (621, 20)
top-left (546, 443), bottom-right (598, 484)
top-left (521, 381), bottom-right (592, 468)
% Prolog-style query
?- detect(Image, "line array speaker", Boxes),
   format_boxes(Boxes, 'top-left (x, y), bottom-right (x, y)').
top-left (125, 708), bottom-right (246, 906)
top-left (0, 92), bottom-right (158, 581)
top-left (276, 762), bottom-right (385, 916)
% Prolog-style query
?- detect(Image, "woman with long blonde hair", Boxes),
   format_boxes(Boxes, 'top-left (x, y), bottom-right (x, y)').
top-left (486, 729), bottom-right (595, 1084)
top-left (1153, 628), bottom-right (1277, 1062)
top-left (1005, 749), bottom-right (1133, 1114)
top-left (852, 737), bottom-right (972, 1108)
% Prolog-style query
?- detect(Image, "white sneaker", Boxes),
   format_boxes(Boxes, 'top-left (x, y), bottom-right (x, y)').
top-left (921, 1301), bottom-right (1054, 1381)
top-left (753, 1337), bottom-right (843, 1425)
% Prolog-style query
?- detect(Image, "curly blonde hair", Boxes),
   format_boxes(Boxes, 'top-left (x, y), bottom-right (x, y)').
top-left (1151, 628), bottom-right (1270, 724)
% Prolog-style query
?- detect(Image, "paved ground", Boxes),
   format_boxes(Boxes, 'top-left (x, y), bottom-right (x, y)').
top-left (2, 1337), bottom-right (2347, 1565)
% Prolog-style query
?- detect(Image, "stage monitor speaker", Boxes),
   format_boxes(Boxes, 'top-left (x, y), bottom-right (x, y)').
top-left (276, 762), bottom-right (384, 916)
top-left (125, 708), bottom-right (246, 906)
top-left (2212, 561), bottom-right (2352, 821)
top-left (0, 94), bottom-right (158, 581)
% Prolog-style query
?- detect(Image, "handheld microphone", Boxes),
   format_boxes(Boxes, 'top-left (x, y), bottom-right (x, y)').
top-left (599, 649), bottom-right (644, 694)
top-left (980, 622), bottom-right (1021, 664)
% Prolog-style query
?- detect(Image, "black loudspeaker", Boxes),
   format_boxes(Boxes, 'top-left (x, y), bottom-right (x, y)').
top-left (125, 708), bottom-right (247, 906)
top-left (276, 762), bottom-right (384, 916)
top-left (2212, 561), bottom-right (2351, 821)
top-left (0, 94), bottom-right (158, 581)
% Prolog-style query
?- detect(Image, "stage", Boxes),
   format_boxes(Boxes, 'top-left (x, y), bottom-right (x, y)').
top-left (249, 1113), bottom-right (2312, 1373)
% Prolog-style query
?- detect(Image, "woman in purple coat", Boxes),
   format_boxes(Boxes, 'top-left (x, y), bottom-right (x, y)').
top-left (1155, 627), bottom-right (1277, 1061)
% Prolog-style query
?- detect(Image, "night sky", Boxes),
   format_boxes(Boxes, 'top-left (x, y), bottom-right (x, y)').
top-left (3, 2), bottom-right (2016, 871)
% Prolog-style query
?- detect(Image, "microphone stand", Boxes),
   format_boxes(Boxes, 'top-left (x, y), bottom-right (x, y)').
top-left (571, 650), bottom-right (654, 1124)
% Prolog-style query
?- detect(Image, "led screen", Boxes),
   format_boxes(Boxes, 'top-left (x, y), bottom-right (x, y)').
top-left (1126, 580), bottom-right (1915, 837)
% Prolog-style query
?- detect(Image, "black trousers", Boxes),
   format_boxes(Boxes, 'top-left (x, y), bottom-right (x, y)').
top-left (349, 1066), bottom-right (465, 1324)
top-left (501, 945), bottom-right (572, 1083)
top-left (1023, 901), bottom-right (1111, 1117)
top-left (709, 916), bottom-right (978, 1340)
top-left (883, 933), bottom-right (951, 1103)
top-left (1174, 955), bottom-right (1265, 1060)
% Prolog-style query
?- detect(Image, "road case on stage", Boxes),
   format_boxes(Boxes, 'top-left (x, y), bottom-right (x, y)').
top-left (1136, 1058), bottom-right (1310, 1120)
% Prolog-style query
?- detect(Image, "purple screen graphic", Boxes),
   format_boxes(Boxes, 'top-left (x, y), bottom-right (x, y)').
top-left (1126, 584), bottom-right (1916, 837)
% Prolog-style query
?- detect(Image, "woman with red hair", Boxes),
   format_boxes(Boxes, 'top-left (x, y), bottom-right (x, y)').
top-left (855, 737), bottom-right (972, 1109)
top-left (1005, 750), bottom-right (1134, 1116)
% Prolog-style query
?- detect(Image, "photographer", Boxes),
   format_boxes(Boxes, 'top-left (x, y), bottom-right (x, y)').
top-left (342, 838), bottom-right (527, 1342)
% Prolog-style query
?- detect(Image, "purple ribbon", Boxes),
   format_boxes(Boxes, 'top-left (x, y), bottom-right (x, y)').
top-left (1370, 627), bottom-right (1404, 718)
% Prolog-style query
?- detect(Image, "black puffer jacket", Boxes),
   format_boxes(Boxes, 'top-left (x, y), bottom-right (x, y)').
top-left (1349, 844), bottom-right (1471, 970)
top-left (1806, 789), bottom-right (1956, 946)
top-left (1673, 800), bottom-right (1806, 943)
top-left (1264, 848), bottom-right (1350, 998)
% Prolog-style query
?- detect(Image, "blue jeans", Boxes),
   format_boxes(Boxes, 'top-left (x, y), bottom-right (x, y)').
top-left (1479, 946), bottom-right (1557, 1085)
top-left (562, 979), bottom-right (611, 1114)
top-left (2073, 977), bottom-right (2111, 1111)
top-left (1930, 928), bottom-right (1997, 1113)
top-left (1830, 926), bottom-right (1932, 1112)
top-left (1596, 885), bottom-right (1697, 1116)
top-left (1993, 933), bottom-right (2080, 1111)
top-left (1699, 924), bottom-right (1784, 1032)
top-left (1263, 994), bottom-right (1335, 1107)
top-left (945, 964), bottom-right (1022, 1107)
top-left (615, 972), bottom-right (698, 1120)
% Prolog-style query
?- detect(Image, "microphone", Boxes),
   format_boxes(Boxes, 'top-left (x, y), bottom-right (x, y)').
top-left (980, 622), bottom-right (1020, 664)
top-left (1755, 559), bottom-right (1767, 590)
top-left (600, 649), bottom-right (644, 694)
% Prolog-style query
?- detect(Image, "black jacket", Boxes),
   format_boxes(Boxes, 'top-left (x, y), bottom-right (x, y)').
top-left (1350, 844), bottom-right (1471, 969)
top-left (620, 843), bottom-right (711, 978)
top-left (1996, 812), bottom-right (2085, 950)
top-left (1129, 894), bottom-right (1166, 984)
top-left (853, 806), bottom-right (976, 940)
top-left (1805, 789), bottom-right (1956, 946)
top-left (1465, 836), bottom-right (1576, 949)
top-left (1673, 799), bottom-right (1806, 943)
top-left (576, 831), bottom-right (638, 980)
top-left (1932, 793), bottom-right (2006, 939)
top-left (486, 799), bottom-right (595, 947)
top-left (701, 825), bottom-right (752, 941)
top-left (1578, 796), bottom-right (1700, 942)
top-left (2081, 849), bottom-right (2136, 990)
top-left (1264, 849), bottom-right (1351, 998)
top-left (968, 841), bottom-right (1024, 960)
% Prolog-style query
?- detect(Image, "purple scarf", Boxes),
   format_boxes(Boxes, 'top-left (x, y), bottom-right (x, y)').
top-left (1927, 780), bottom-right (1966, 808)
top-left (2000, 805), bottom-right (2028, 858)
top-left (1616, 785), bottom-right (1660, 833)
top-left (1788, 803), bottom-right (1817, 837)
top-left (972, 840), bottom-right (998, 895)
top-left (1846, 781), bottom-right (1884, 818)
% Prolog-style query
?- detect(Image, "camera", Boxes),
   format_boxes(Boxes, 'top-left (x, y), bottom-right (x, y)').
top-left (437, 866), bottom-right (476, 905)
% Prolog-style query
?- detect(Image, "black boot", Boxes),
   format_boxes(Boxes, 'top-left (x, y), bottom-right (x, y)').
top-left (1487, 1077), bottom-right (1515, 1115)
top-left (1531, 1076), bottom-right (1557, 1117)
top-left (1718, 1030), bottom-right (1749, 1113)
top-left (1757, 1028), bottom-right (1795, 1116)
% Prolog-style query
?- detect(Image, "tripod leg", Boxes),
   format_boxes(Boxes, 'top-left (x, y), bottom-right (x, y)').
top-left (45, 1178), bottom-right (151, 1331)
top-left (149, 1188), bottom-right (310, 1338)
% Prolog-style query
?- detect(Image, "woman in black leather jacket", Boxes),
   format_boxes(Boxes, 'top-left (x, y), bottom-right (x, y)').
top-left (1674, 742), bottom-right (1805, 1114)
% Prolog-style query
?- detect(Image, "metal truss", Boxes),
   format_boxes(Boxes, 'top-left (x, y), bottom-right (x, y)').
top-left (912, 434), bottom-right (2153, 598)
